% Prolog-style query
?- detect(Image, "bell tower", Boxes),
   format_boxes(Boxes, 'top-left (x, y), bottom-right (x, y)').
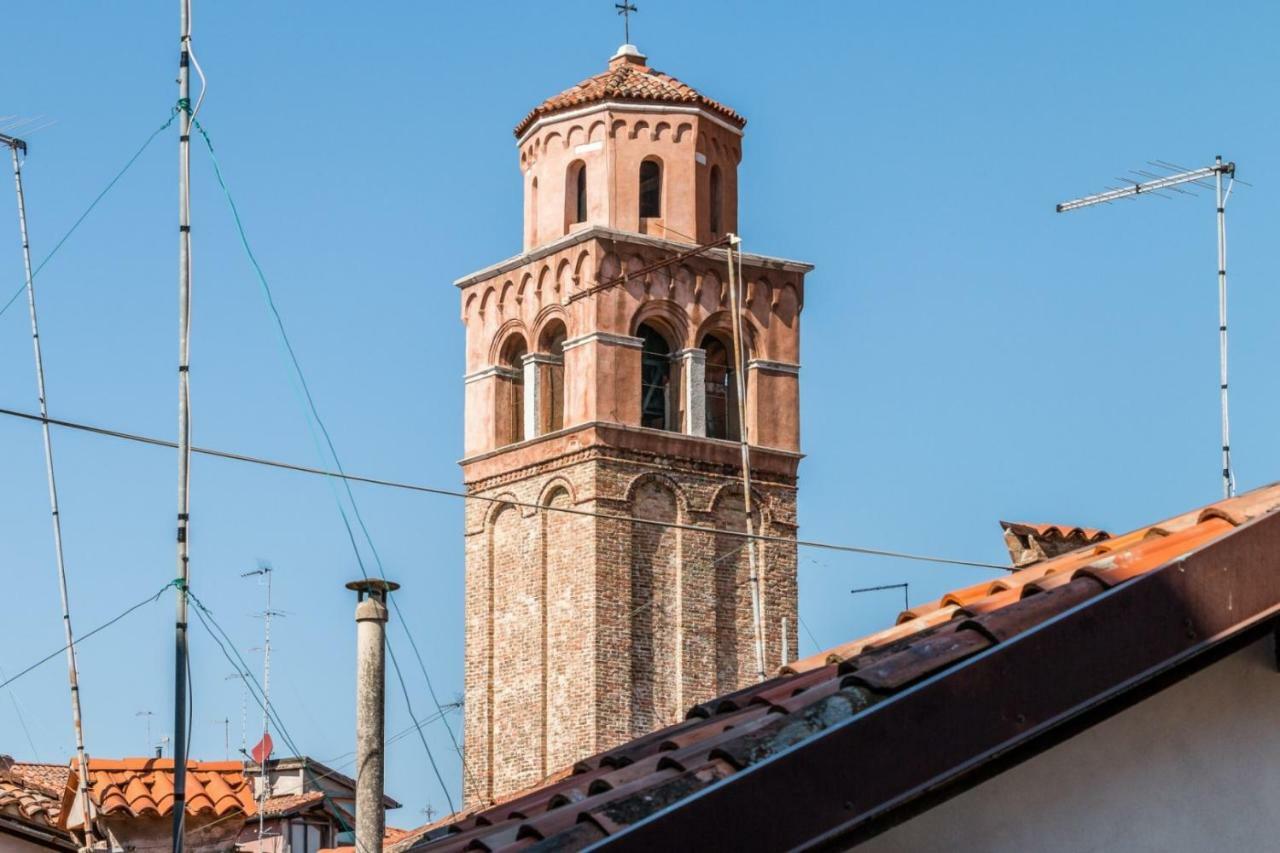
top-left (456, 44), bottom-right (811, 807)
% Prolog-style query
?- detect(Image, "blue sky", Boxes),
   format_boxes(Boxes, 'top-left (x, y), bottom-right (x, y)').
top-left (1, 0), bottom-right (1278, 822)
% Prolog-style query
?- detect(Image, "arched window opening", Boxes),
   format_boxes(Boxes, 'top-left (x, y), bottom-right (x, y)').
top-left (709, 165), bottom-right (723, 235)
top-left (539, 321), bottom-right (568, 434)
top-left (565, 161), bottom-right (587, 230)
top-left (701, 333), bottom-right (740, 441)
top-left (529, 177), bottom-right (539, 245)
top-left (639, 323), bottom-right (674, 431)
top-left (499, 335), bottom-right (528, 445)
top-left (639, 159), bottom-right (662, 218)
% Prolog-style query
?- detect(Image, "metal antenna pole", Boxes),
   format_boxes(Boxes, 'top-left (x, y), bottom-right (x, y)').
top-left (1215, 156), bottom-right (1234, 498)
top-left (243, 565), bottom-right (279, 848)
top-left (725, 235), bottom-right (768, 682)
top-left (173, 0), bottom-right (195, 849)
top-left (1056, 158), bottom-right (1238, 496)
top-left (4, 132), bottom-right (99, 851)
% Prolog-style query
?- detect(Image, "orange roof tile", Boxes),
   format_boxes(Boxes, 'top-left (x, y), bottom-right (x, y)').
top-left (60, 758), bottom-right (256, 829)
top-left (0, 757), bottom-right (63, 829)
top-left (261, 790), bottom-right (326, 818)
top-left (513, 48), bottom-right (745, 138)
top-left (396, 481), bottom-right (1280, 852)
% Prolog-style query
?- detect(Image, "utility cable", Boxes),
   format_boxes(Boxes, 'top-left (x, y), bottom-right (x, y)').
top-left (189, 119), bottom-right (480, 808)
top-left (0, 581), bottom-right (176, 692)
top-left (187, 590), bottom-right (353, 835)
top-left (0, 110), bottom-right (178, 320)
top-left (0, 405), bottom-right (1013, 572)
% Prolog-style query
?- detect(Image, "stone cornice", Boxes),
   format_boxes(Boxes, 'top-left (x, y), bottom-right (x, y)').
top-left (747, 358), bottom-right (801, 375)
top-left (463, 365), bottom-right (520, 384)
top-left (562, 331), bottom-right (644, 352)
top-left (453, 226), bottom-right (814, 290)
top-left (460, 421), bottom-right (802, 487)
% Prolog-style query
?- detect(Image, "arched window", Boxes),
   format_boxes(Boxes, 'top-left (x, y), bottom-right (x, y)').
top-left (499, 335), bottom-right (528, 445)
top-left (639, 323), bottom-right (673, 430)
top-left (639, 159), bottom-right (662, 218)
top-left (529, 177), bottom-right (539, 245)
top-left (709, 165), bottom-right (723, 235)
top-left (538, 321), bottom-right (567, 434)
top-left (566, 161), bottom-right (587, 229)
top-left (701, 333), bottom-right (740, 441)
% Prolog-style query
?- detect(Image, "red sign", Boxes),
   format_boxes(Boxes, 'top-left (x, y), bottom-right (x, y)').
top-left (251, 732), bottom-right (274, 766)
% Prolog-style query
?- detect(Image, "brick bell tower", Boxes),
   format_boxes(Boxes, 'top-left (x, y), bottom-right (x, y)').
top-left (456, 43), bottom-right (811, 806)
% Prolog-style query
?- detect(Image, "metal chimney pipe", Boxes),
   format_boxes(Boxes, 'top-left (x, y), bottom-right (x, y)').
top-left (347, 578), bottom-right (399, 853)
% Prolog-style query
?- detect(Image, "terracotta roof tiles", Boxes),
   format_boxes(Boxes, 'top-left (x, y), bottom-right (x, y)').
top-left (513, 50), bottom-right (744, 138)
top-left (396, 481), bottom-right (1280, 852)
top-left (0, 757), bottom-right (63, 828)
top-left (60, 758), bottom-right (256, 829)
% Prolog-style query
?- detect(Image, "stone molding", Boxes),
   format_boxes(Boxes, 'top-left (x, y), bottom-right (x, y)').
top-left (464, 365), bottom-right (521, 384)
top-left (746, 358), bottom-right (801, 376)
top-left (562, 331), bottom-right (644, 352)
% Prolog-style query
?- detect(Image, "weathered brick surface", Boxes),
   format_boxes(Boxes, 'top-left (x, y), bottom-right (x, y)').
top-left (461, 445), bottom-right (797, 806)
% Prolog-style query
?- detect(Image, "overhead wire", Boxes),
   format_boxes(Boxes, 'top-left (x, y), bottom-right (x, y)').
top-left (0, 405), bottom-right (1012, 572)
top-left (0, 581), bottom-right (176, 692)
top-left (187, 119), bottom-right (467, 813)
top-left (0, 110), bottom-right (179, 320)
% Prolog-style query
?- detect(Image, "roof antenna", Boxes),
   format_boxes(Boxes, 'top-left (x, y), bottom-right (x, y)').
top-left (243, 563), bottom-right (284, 848)
top-left (3, 129), bottom-right (99, 851)
top-left (615, 1), bottom-right (638, 44)
top-left (1057, 157), bottom-right (1240, 499)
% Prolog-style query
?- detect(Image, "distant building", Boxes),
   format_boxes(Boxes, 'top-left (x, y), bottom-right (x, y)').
top-left (456, 42), bottom-right (811, 806)
top-left (237, 756), bottom-right (400, 853)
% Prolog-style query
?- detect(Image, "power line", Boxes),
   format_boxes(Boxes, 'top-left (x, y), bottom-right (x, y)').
top-left (190, 121), bottom-right (470, 812)
top-left (0, 581), bottom-right (175, 692)
top-left (0, 110), bottom-right (178, 321)
top-left (0, 406), bottom-right (1012, 572)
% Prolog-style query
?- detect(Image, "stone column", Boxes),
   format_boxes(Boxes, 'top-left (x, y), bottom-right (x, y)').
top-left (678, 348), bottom-right (707, 437)
top-left (348, 578), bottom-right (399, 853)
top-left (522, 354), bottom-right (541, 440)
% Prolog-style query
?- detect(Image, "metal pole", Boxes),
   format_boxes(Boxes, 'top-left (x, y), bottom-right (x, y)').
top-left (259, 569), bottom-right (271, 847)
top-left (6, 137), bottom-right (98, 852)
top-left (349, 579), bottom-right (398, 853)
top-left (725, 236), bottom-right (768, 682)
top-left (1215, 155), bottom-right (1234, 498)
top-left (172, 0), bottom-right (194, 849)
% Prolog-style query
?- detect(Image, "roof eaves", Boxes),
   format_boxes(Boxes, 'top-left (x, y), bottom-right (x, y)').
top-left (599, 504), bottom-right (1280, 850)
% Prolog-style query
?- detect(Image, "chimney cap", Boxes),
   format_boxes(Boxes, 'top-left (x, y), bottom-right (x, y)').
top-left (346, 578), bottom-right (400, 596)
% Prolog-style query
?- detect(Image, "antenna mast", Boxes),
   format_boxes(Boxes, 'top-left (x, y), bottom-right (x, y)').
top-left (243, 564), bottom-right (282, 848)
top-left (173, 0), bottom-right (199, 848)
top-left (4, 131), bottom-right (99, 850)
top-left (1057, 158), bottom-right (1238, 498)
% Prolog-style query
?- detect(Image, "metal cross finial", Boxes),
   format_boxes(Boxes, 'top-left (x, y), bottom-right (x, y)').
top-left (615, 2), bottom-right (638, 44)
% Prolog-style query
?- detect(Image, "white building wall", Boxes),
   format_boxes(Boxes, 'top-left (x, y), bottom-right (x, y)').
top-left (863, 636), bottom-right (1280, 853)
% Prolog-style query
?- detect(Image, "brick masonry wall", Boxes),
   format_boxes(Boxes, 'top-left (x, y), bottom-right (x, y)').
top-left (462, 445), bottom-right (797, 807)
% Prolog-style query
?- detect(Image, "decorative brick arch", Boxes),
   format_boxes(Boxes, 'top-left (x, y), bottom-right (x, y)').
top-left (532, 305), bottom-right (571, 350)
top-left (630, 300), bottom-right (691, 350)
top-left (488, 319), bottom-right (532, 366)
top-left (694, 309), bottom-right (761, 359)
top-left (623, 471), bottom-right (691, 518)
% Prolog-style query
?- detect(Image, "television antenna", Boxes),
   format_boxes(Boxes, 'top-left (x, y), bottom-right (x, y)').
top-left (243, 563), bottom-right (284, 847)
top-left (1057, 157), bottom-right (1240, 498)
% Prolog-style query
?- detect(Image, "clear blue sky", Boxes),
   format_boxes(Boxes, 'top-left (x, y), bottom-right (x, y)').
top-left (2, 0), bottom-right (1278, 822)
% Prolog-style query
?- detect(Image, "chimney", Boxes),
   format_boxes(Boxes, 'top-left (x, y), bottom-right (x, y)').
top-left (348, 578), bottom-right (399, 852)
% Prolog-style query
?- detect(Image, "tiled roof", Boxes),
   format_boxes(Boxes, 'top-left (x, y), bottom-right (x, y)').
top-left (0, 757), bottom-right (63, 828)
top-left (261, 790), bottom-right (326, 818)
top-left (401, 481), bottom-right (1280, 852)
top-left (1000, 519), bottom-right (1111, 567)
top-left (60, 759), bottom-right (256, 829)
top-left (513, 49), bottom-right (745, 138)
